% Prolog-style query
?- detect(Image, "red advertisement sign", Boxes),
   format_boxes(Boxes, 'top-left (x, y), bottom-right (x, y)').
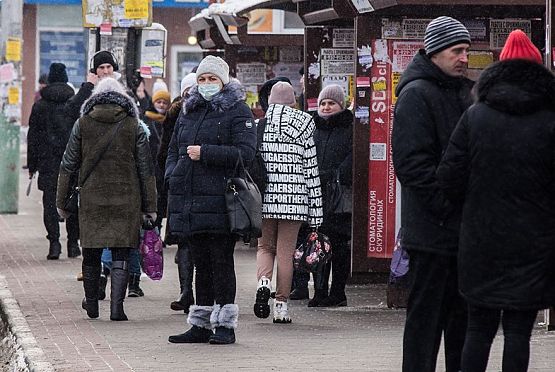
top-left (368, 39), bottom-right (396, 259)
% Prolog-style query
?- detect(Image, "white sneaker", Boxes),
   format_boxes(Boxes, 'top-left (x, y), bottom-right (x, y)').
top-left (253, 276), bottom-right (271, 319)
top-left (273, 300), bottom-right (292, 324)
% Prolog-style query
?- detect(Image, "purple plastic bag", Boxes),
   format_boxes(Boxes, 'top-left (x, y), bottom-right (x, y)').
top-left (390, 229), bottom-right (409, 279)
top-left (140, 228), bottom-right (164, 280)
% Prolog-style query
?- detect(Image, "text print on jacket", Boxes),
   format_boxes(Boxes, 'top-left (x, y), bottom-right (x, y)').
top-left (262, 104), bottom-right (323, 227)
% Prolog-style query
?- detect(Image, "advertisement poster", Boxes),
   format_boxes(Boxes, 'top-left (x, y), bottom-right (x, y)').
top-left (320, 48), bottom-right (355, 75)
top-left (236, 63), bottom-right (267, 86)
top-left (83, 0), bottom-right (152, 28)
top-left (490, 19), bottom-right (531, 49)
top-left (40, 31), bottom-right (86, 87)
top-left (333, 29), bottom-right (355, 48)
top-left (367, 39), bottom-right (399, 259)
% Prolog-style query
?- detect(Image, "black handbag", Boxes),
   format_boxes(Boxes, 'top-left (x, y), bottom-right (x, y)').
top-left (225, 154), bottom-right (262, 242)
top-left (62, 121), bottom-right (123, 215)
top-left (324, 171), bottom-right (353, 215)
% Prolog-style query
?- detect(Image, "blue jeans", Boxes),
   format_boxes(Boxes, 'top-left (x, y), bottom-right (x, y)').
top-left (101, 248), bottom-right (141, 275)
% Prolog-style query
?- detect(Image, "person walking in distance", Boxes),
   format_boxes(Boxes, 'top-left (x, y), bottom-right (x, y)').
top-left (27, 63), bottom-right (80, 260)
top-left (56, 77), bottom-right (157, 321)
top-left (392, 16), bottom-right (474, 372)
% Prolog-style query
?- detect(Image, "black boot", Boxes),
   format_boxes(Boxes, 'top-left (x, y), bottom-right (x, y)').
top-left (82, 265), bottom-right (101, 319)
top-left (209, 327), bottom-right (236, 345)
top-left (67, 240), bottom-right (81, 258)
top-left (47, 240), bottom-right (61, 260)
top-left (98, 264), bottom-right (109, 301)
top-left (171, 245), bottom-right (194, 311)
top-left (170, 292), bottom-right (194, 312)
top-left (168, 305), bottom-right (213, 343)
top-left (110, 260), bottom-right (129, 321)
top-left (209, 304), bottom-right (238, 345)
top-left (307, 289), bottom-right (328, 307)
top-left (127, 273), bottom-right (144, 297)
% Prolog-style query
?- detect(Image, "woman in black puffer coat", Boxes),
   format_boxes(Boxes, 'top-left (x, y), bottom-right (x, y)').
top-left (165, 56), bottom-right (256, 345)
top-left (310, 84), bottom-right (353, 308)
top-left (437, 30), bottom-right (555, 371)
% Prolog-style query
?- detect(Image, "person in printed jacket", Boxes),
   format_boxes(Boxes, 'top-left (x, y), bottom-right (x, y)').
top-left (253, 81), bottom-right (323, 324)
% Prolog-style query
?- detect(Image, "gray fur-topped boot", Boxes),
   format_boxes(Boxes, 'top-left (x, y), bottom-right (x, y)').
top-left (168, 305), bottom-right (213, 343)
top-left (209, 304), bottom-right (238, 345)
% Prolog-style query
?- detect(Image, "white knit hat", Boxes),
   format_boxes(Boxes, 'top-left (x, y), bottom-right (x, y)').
top-left (196, 55), bottom-right (230, 85)
top-left (180, 72), bottom-right (197, 95)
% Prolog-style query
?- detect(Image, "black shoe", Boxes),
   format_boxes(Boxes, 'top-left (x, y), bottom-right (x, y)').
top-left (67, 241), bottom-right (81, 258)
top-left (168, 326), bottom-right (212, 343)
top-left (110, 261), bottom-right (129, 321)
top-left (289, 288), bottom-right (309, 300)
top-left (317, 294), bottom-right (347, 307)
top-left (308, 290), bottom-right (328, 308)
top-left (170, 292), bottom-right (194, 313)
top-left (82, 265), bottom-right (101, 319)
top-left (47, 240), bottom-right (61, 260)
top-left (209, 327), bottom-right (235, 345)
top-left (127, 273), bottom-right (144, 297)
top-left (253, 278), bottom-right (271, 319)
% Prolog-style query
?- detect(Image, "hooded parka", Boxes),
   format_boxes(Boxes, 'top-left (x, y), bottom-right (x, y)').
top-left (392, 50), bottom-right (474, 256)
top-left (437, 59), bottom-right (555, 310)
top-left (27, 82), bottom-right (75, 190)
top-left (165, 81), bottom-right (256, 237)
top-left (56, 82), bottom-right (157, 249)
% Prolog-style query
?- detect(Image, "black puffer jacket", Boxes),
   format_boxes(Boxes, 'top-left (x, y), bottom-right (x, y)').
top-left (392, 50), bottom-right (474, 256)
top-left (27, 82), bottom-right (75, 190)
top-left (165, 82), bottom-right (256, 237)
top-left (437, 59), bottom-right (555, 310)
top-left (313, 109), bottom-right (353, 237)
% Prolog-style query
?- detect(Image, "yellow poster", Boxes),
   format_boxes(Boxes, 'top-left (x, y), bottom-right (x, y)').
top-left (246, 91), bottom-right (259, 108)
top-left (468, 52), bottom-right (494, 69)
top-left (125, 0), bottom-right (149, 20)
top-left (8, 87), bottom-right (19, 105)
top-left (391, 73), bottom-right (401, 104)
top-left (6, 38), bottom-right (21, 62)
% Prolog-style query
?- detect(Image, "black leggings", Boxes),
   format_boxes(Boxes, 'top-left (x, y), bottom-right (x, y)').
top-left (83, 248), bottom-right (130, 267)
top-left (461, 305), bottom-right (537, 372)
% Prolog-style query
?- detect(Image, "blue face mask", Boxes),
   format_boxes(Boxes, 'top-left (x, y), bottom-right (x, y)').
top-left (198, 84), bottom-right (221, 101)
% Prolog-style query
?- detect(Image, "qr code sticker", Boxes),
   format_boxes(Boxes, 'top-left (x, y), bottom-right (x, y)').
top-left (370, 143), bottom-right (387, 161)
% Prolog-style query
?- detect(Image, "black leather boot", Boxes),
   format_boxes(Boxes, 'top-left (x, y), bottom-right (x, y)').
top-left (170, 292), bottom-right (194, 312)
top-left (46, 240), bottom-right (61, 260)
top-left (67, 240), bottom-right (81, 258)
top-left (168, 305), bottom-right (213, 343)
top-left (98, 264), bottom-right (109, 301)
top-left (127, 273), bottom-right (144, 297)
top-left (110, 260), bottom-right (129, 321)
top-left (81, 265), bottom-right (101, 319)
top-left (170, 245), bottom-right (194, 311)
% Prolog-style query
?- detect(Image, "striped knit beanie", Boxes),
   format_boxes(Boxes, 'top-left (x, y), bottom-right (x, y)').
top-left (424, 16), bottom-right (471, 56)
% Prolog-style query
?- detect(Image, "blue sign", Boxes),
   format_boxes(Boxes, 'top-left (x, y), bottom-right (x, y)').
top-left (39, 31), bottom-right (87, 87)
top-left (24, 0), bottom-right (209, 7)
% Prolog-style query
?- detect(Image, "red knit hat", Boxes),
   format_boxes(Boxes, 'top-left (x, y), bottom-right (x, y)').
top-left (499, 29), bottom-right (543, 64)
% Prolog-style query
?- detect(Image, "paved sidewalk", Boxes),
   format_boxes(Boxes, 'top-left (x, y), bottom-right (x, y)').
top-left (2, 157), bottom-right (555, 371)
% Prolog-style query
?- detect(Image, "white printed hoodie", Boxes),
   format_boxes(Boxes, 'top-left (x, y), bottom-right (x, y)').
top-left (261, 104), bottom-right (323, 227)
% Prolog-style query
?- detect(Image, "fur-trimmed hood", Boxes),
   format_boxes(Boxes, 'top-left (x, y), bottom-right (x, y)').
top-left (314, 109), bottom-right (354, 130)
top-left (476, 59), bottom-right (555, 115)
top-left (81, 78), bottom-right (139, 120)
top-left (185, 80), bottom-right (246, 113)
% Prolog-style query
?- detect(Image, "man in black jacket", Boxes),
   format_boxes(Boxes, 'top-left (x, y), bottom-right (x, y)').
top-left (392, 16), bottom-right (473, 372)
top-left (28, 63), bottom-right (80, 259)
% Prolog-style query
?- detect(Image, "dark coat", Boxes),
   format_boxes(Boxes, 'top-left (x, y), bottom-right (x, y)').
top-left (165, 81), bottom-right (256, 237)
top-left (392, 50), bottom-right (474, 256)
top-left (56, 86), bottom-right (157, 249)
top-left (157, 97), bottom-right (182, 171)
top-left (27, 82), bottom-right (75, 190)
top-left (437, 59), bottom-right (555, 310)
top-left (313, 109), bottom-right (353, 237)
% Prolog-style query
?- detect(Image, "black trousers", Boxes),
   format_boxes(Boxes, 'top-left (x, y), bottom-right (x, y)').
top-left (461, 305), bottom-right (537, 372)
top-left (402, 251), bottom-right (467, 372)
top-left (83, 248), bottom-right (130, 267)
top-left (188, 234), bottom-right (236, 306)
top-left (42, 185), bottom-right (79, 242)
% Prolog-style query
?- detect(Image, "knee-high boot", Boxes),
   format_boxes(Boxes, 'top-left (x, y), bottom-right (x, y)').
top-left (110, 260), bottom-right (129, 321)
top-left (171, 244), bottom-right (195, 312)
top-left (82, 264), bottom-right (101, 319)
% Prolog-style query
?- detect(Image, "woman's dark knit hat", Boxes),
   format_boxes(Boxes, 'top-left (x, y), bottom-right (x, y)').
top-left (424, 16), bottom-right (471, 56)
top-left (48, 63), bottom-right (68, 84)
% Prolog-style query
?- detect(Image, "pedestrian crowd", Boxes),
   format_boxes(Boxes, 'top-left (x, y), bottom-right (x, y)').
top-left (25, 14), bottom-right (555, 371)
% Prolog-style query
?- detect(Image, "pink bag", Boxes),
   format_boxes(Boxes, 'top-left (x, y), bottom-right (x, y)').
top-left (140, 226), bottom-right (164, 280)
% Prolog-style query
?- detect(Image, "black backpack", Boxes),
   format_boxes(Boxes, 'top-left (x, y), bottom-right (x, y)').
top-left (248, 118), bottom-right (267, 195)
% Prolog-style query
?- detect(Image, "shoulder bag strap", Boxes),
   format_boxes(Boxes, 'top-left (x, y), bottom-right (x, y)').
top-left (79, 120), bottom-right (125, 188)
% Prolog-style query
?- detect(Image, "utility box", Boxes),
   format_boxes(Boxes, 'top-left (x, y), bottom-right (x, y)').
top-left (0, 115), bottom-right (20, 213)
